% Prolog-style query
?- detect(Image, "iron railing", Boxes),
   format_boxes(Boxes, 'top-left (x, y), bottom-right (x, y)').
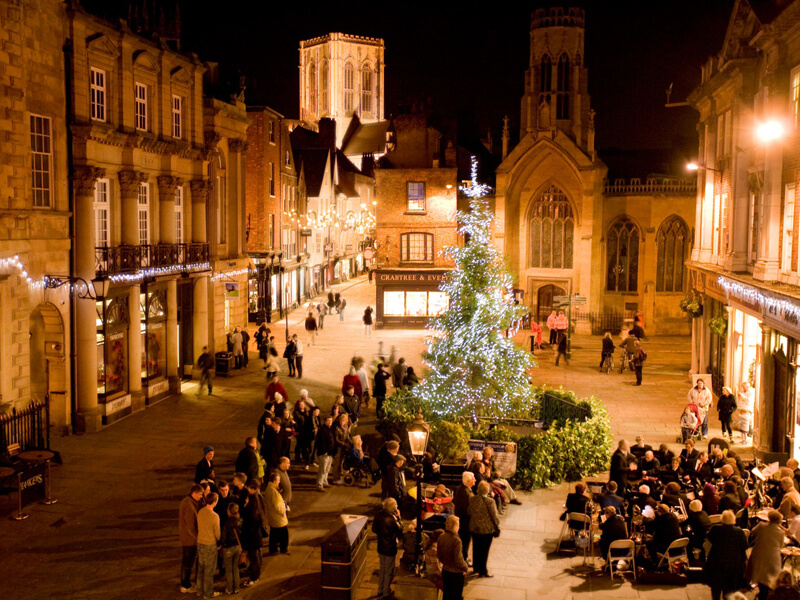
top-left (0, 399), bottom-right (48, 453)
top-left (473, 393), bottom-right (592, 431)
top-left (95, 242), bottom-right (209, 276)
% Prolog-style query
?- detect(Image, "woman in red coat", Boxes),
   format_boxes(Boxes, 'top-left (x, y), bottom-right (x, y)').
top-left (342, 367), bottom-right (362, 399)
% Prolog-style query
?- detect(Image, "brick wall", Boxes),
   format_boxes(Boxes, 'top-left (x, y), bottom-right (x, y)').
top-left (245, 108), bottom-right (282, 253)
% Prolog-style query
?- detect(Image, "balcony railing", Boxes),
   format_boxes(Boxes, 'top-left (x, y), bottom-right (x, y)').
top-left (95, 243), bottom-right (210, 276)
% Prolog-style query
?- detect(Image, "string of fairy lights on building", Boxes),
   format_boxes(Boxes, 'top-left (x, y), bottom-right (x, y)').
top-left (718, 275), bottom-right (800, 320)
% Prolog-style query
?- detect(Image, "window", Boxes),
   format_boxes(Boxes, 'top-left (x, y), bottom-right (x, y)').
top-left (793, 69), bottom-right (800, 127)
top-left (175, 186), bottom-right (184, 244)
top-left (783, 184), bottom-right (796, 273)
top-left (94, 179), bottom-right (110, 247)
top-left (606, 218), bottom-right (639, 292)
top-left (30, 115), bottom-right (52, 208)
top-left (556, 53), bottom-right (570, 120)
top-left (656, 217), bottom-right (687, 292)
top-left (285, 150), bottom-right (290, 166)
top-left (307, 63), bottom-right (316, 115)
top-left (539, 55), bottom-right (552, 94)
top-left (138, 183), bottom-right (149, 245)
top-left (400, 232), bottom-right (434, 262)
top-left (269, 163), bottom-right (275, 196)
top-left (134, 82), bottom-right (147, 131)
top-left (320, 61), bottom-right (329, 114)
top-left (90, 68), bottom-right (106, 122)
top-left (172, 95), bottom-right (182, 139)
top-left (406, 181), bottom-right (425, 212)
top-left (344, 62), bottom-right (355, 113)
top-left (361, 65), bottom-right (372, 116)
top-left (269, 120), bottom-right (275, 144)
top-left (383, 290), bottom-right (448, 317)
top-left (716, 111), bottom-right (732, 159)
top-left (217, 175), bottom-right (226, 244)
top-left (269, 214), bottom-right (275, 250)
top-left (529, 185), bottom-right (574, 269)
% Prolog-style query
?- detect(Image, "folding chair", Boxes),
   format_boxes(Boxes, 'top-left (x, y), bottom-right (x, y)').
top-left (735, 507), bottom-right (748, 527)
top-left (608, 539), bottom-right (636, 581)
top-left (708, 514), bottom-right (722, 524)
top-left (556, 511), bottom-right (592, 560)
top-left (656, 537), bottom-right (690, 570)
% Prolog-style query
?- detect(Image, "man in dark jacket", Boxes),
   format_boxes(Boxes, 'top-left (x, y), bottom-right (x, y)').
top-left (381, 454), bottom-right (407, 503)
top-left (315, 415), bottom-right (336, 491)
top-left (195, 446), bottom-right (215, 484)
top-left (283, 337), bottom-right (297, 377)
top-left (178, 484), bottom-right (204, 593)
top-left (597, 481), bottom-right (625, 514)
top-left (377, 440), bottom-right (400, 476)
top-left (453, 470), bottom-right (475, 563)
top-left (372, 497), bottom-right (403, 599)
top-left (647, 504), bottom-right (681, 562)
top-left (392, 358), bottom-right (407, 390)
top-left (196, 346), bottom-right (215, 397)
top-left (609, 439), bottom-right (634, 492)
top-left (686, 499), bottom-right (712, 558)
top-left (599, 506), bottom-right (628, 561)
top-left (343, 386), bottom-right (360, 421)
top-left (235, 437), bottom-right (259, 483)
top-left (373, 363), bottom-right (392, 417)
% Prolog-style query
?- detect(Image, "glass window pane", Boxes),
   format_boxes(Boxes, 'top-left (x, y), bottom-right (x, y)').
top-left (629, 230), bottom-right (639, 292)
top-left (406, 292), bottom-right (427, 316)
top-left (428, 292), bottom-right (449, 316)
top-left (664, 233), bottom-right (675, 291)
top-left (104, 330), bottom-right (127, 397)
top-left (552, 219), bottom-right (563, 268)
top-left (656, 233), bottom-right (666, 292)
top-left (606, 229), bottom-right (618, 291)
top-left (384, 291), bottom-right (405, 316)
top-left (531, 220), bottom-right (541, 268)
top-left (542, 218), bottom-right (552, 268)
top-left (565, 219), bottom-right (573, 269)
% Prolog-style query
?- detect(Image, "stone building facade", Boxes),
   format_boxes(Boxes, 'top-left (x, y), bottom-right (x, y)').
top-left (686, 0), bottom-right (800, 459)
top-left (495, 7), bottom-right (696, 335)
top-left (0, 0), bottom-right (72, 433)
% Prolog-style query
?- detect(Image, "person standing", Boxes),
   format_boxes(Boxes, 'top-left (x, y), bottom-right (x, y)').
top-left (609, 439), bottom-right (634, 493)
top-left (717, 386), bottom-right (737, 442)
top-left (220, 503), bottom-right (242, 595)
top-left (468, 481), bottom-right (500, 578)
top-left (304, 311), bottom-right (318, 346)
top-left (179, 485), bottom-right (204, 594)
top-left (255, 323), bottom-right (271, 369)
top-left (555, 332), bottom-right (569, 366)
top-left (292, 334), bottom-right (304, 379)
top-left (235, 438), bottom-right (260, 483)
top-left (374, 363), bottom-right (391, 418)
top-left (438, 515), bottom-right (469, 600)
top-left (331, 414), bottom-right (353, 484)
top-left (529, 320), bottom-right (542, 353)
top-left (372, 497), bottom-right (404, 600)
top-left (704, 510), bottom-right (748, 600)
top-left (315, 415), bottom-right (336, 491)
top-left (453, 471), bottom-right (475, 564)
top-left (240, 480), bottom-right (264, 588)
top-left (196, 346), bottom-right (215, 397)
top-left (241, 328), bottom-right (250, 368)
top-left (363, 306), bottom-right (374, 337)
top-left (555, 310), bottom-right (568, 340)
top-left (546, 310), bottom-right (557, 345)
top-left (265, 473), bottom-right (290, 555)
top-left (232, 327), bottom-right (244, 370)
top-left (272, 457), bottom-right (293, 510)
top-left (357, 361), bottom-right (371, 409)
top-left (688, 378), bottom-right (713, 439)
top-left (631, 339), bottom-right (645, 385)
top-left (196, 492), bottom-right (221, 599)
top-left (293, 400), bottom-right (311, 464)
top-left (318, 301), bottom-right (327, 330)
top-left (339, 296), bottom-right (347, 321)
top-left (737, 381), bottom-right (755, 444)
top-left (195, 446), bottom-right (216, 485)
top-left (283, 336), bottom-right (297, 377)
top-left (392, 358), bottom-right (407, 390)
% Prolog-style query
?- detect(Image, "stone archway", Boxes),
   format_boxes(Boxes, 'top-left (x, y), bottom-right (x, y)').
top-left (29, 303), bottom-right (67, 435)
top-left (536, 284), bottom-right (566, 323)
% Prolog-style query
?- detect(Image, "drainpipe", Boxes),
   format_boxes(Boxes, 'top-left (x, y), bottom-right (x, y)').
top-left (63, 36), bottom-right (77, 434)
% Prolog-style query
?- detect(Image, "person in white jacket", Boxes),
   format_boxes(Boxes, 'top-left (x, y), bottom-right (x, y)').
top-left (687, 379), bottom-right (713, 440)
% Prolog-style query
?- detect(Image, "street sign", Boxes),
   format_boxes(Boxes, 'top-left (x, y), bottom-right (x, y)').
top-left (553, 295), bottom-right (570, 302)
top-left (363, 247), bottom-right (374, 260)
top-left (572, 296), bottom-right (587, 305)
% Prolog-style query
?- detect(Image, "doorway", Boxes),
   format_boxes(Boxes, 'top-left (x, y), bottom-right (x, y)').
top-left (537, 284), bottom-right (566, 323)
top-left (29, 303), bottom-right (66, 433)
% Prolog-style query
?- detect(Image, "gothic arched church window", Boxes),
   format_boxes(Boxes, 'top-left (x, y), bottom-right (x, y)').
top-left (606, 218), bottom-right (639, 292)
top-left (344, 62), bottom-right (355, 114)
top-left (529, 185), bottom-right (573, 269)
top-left (656, 216), bottom-right (687, 292)
top-left (556, 53), bottom-right (570, 120)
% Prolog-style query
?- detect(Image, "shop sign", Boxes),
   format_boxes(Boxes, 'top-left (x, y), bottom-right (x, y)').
top-left (19, 463), bottom-right (46, 507)
top-left (300, 228), bottom-right (312, 236)
top-left (224, 282), bottom-right (240, 298)
top-left (363, 248), bottom-right (375, 260)
top-left (764, 302), bottom-right (800, 335)
top-left (376, 272), bottom-right (446, 283)
top-left (103, 394), bottom-right (131, 416)
top-left (147, 379), bottom-right (169, 398)
top-left (466, 440), bottom-right (517, 476)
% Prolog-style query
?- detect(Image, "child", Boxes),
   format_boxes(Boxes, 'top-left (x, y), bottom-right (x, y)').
top-left (680, 406), bottom-right (698, 443)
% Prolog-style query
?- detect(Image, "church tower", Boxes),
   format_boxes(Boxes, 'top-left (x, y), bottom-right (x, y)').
top-left (299, 33), bottom-right (385, 147)
top-left (520, 7), bottom-right (592, 151)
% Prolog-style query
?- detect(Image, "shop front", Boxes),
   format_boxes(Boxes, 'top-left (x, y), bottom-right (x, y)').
top-left (140, 284), bottom-right (169, 404)
top-left (376, 269), bottom-right (450, 329)
top-left (96, 293), bottom-right (132, 425)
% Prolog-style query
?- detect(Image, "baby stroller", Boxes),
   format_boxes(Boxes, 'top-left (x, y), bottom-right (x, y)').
top-left (676, 403), bottom-right (701, 443)
top-left (341, 450), bottom-right (380, 487)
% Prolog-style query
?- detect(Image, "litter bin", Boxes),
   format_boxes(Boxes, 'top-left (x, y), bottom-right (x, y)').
top-left (215, 352), bottom-right (234, 377)
top-left (321, 514), bottom-right (368, 599)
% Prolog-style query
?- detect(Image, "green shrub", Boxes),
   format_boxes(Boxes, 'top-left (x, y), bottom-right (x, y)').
top-left (429, 420), bottom-right (470, 461)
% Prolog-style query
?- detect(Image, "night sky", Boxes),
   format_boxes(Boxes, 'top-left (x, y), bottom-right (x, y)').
top-left (84, 0), bottom-right (734, 170)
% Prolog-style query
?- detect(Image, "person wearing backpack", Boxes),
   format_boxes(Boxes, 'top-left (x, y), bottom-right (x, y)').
top-left (632, 340), bottom-right (646, 386)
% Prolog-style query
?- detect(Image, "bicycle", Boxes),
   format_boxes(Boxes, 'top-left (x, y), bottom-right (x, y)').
top-left (602, 352), bottom-right (614, 374)
top-left (619, 350), bottom-right (632, 374)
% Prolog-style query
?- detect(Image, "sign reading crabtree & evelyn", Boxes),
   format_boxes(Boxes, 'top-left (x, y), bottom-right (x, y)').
top-left (376, 272), bottom-right (446, 284)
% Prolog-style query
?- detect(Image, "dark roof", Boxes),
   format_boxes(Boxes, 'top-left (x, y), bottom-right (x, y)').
top-left (748, 0), bottom-right (792, 25)
top-left (343, 121), bottom-right (390, 156)
top-left (293, 148), bottom-right (329, 197)
top-left (336, 151), bottom-right (360, 198)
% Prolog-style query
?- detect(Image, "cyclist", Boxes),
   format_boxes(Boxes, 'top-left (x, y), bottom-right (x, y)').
top-left (619, 332), bottom-right (638, 372)
top-left (600, 332), bottom-right (615, 372)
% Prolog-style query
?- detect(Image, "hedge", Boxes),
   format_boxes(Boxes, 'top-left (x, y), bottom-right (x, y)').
top-left (378, 386), bottom-right (612, 490)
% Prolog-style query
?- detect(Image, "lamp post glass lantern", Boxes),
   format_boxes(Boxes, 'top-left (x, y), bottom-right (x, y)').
top-left (407, 410), bottom-right (430, 574)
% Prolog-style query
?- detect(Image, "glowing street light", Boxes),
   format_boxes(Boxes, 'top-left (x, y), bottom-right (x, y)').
top-left (756, 119), bottom-right (785, 144)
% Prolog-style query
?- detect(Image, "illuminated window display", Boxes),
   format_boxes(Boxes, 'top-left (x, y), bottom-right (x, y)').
top-left (96, 296), bottom-right (129, 399)
top-left (381, 290), bottom-right (449, 317)
top-left (376, 269), bottom-right (450, 328)
top-left (140, 288), bottom-right (167, 381)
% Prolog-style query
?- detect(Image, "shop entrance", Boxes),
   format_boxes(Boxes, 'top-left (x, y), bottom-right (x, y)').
top-left (774, 347), bottom-right (790, 453)
top-left (537, 284), bottom-right (566, 323)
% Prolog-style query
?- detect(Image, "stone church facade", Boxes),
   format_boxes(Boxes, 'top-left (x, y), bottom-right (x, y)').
top-left (495, 7), bottom-right (696, 335)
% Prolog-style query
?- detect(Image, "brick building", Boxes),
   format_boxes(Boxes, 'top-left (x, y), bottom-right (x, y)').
top-left (686, 0), bottom-right (800, 458)
top-left (374, 114), bottom-right (458, 328)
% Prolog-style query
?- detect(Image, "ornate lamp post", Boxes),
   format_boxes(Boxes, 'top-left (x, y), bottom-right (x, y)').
top-left (407, 409), bottom-right (430, 574)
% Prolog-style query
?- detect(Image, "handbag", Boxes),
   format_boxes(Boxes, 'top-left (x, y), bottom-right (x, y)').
top-left (233, 526), bottom-right (248, 565)
top-left (481, 497), bottom-right (501, 538)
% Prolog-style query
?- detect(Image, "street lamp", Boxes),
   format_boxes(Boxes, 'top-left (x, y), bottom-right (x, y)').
top-left (685, 162), bottom-right (721, 174)
top-left (407, 409), bottom-right (430, 575)
top-left (756, 119), bottom-right (785, 144)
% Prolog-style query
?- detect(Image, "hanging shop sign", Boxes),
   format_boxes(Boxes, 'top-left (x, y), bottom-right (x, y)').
top-left (225, 282), bottom-right (240, 298)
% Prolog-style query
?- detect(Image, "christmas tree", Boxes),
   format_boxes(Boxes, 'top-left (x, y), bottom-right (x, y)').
top-left (417, 158), bottom-right (536, 419)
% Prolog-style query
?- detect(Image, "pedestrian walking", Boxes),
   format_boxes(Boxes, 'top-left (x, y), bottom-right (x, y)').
top-left (220, 503), bottom-right (243, 595)
top-left (265, 473), bottom-right (290, 555)
top-left (264, 343), bottom-right (279, 379)
top-left (196, 346), bottom-right (215, 397)
top-left (283, 336), bottom-right (297, 377)
top-left (305, 311), bottom-right (318, 346)
top-left (688, 378), bottom-right (712, 438)
top-left (555, 332), bottom-right (568, 366)
top-left (438, 515), bottom-right (469, 600)
top-left (392, 358), bottom-right (407, 390)
top-left (339, 296), bottom-right (347, 321)
top-left (357, 361), bottom-right (371, 408)
top-left (196, 492), bottom-right (221, 599)
top-left (374, 363), bottom-right (391, 418)
top-left (232, 327), bottom-right (244, 369)
top-left (178, 485), bottom-right (204, 594)
top-left (632, 339), bottom-right (646, 386)
top-left (241, 328), bottom-right (250, 368)
top-left (373, 497), bottom-right (404, 599)
top-left (318, 302), bottom-right (327, 330)
top-left (255, 324), bottom-right (270, 369)
top-left (292, 334), bottom-right (304, 379)
top-left (468, 481), bottom-right (500, 578)
top-left (717, 386), bottom-right (737, 442)
top-left (315, 415), bottom-right (335, 491)
top-left (546, 310), bottom-right (557, 345)
top-left (363, 306), bottom-right (374, 337)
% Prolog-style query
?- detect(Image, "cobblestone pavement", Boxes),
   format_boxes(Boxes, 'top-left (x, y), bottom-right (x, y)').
top-left (0, 276), bottom-right (747, 599)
